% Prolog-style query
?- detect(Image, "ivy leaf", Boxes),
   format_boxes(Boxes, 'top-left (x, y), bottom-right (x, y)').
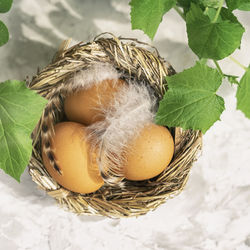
top-left (0, 20), bottom-right (9, 46)
top-left (130, 0), bottom-right (176, 40)
top-left (0, 80), bottom-right (47, 181)
top-left (186, 4), bottom-right (245, 60)
top-left (155, 62), bottom-right (225, 133)
top-left (236, 69), bottom-right (250, 118)
top-left (226, 0), bottom-right (250, 11)
top-left (0, 0), bottom-right (13, 13)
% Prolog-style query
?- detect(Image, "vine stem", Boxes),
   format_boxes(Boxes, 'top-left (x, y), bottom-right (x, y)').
top-left (213, 60), bottom-right (223, 76)
top-left (212, 0), bottom-right (224, 23)
top-left (173, 6), bottom-right (185, 21)
top-left (229, 56), bottom-right (248, 71)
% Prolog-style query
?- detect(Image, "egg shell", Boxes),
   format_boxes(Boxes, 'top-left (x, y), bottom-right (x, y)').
top-left (124, 123), bottom-right (174, 181)
top-left (64, 79), bottom-right (127, 125)
top-left (42, 122), bottom-right (104, 194)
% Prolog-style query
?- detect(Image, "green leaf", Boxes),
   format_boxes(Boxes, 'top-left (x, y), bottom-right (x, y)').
top-left (0, 20), bottom-right (9, 46)
top-left (130, 0), bottom-right (176, 40)
top-left (226, 0), bottom-right (250, 11)
top-left (0, 0), bottom-right (12, 13)
top-left (186, 4), bottom-right (245, 60)
top-left (177, 0), bottom-right (190, 7)
top-left (177, 0), bottom-right (220, 9)
top-left (155, 62), bottom-right (225, 133)
top-left (224, 74), bottom-right (239, 85)
top-left (204, 7), bottom-right (222, 21)
top-left (0, 80), bottom-right (47, 181)
top-left (199, 58), bottom-right (208, 64)
top-left (176, 0), bottom-right (191, 13)
top-left (238, 3), bottom-right (250, 10)
top-left (201, 0), bottom-right (221, 8)
top-left (236, 69), bottom-right (250, 118)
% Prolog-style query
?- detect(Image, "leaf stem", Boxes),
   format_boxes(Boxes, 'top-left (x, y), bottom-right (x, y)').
top-left (213, 60), bottom-right (224, 76)
top-left (229, 56), bottom-right (248, 71)
top-left (212, 0), bottom-right (224, 23)
top-left (204, 7), bottom-right (210, 15)
top-left (173, 6), bottom-right (185, 21)
top-left (200, 58), bottom-right (208, 65)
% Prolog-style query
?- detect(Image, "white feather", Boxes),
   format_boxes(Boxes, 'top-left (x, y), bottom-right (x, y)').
top-left (67, 63), bottom-right (120, 92)
top-left (87, 81), bottom-right (157, 185)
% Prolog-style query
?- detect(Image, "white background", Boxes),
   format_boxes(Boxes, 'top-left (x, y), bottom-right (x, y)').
top-left (0, 1), bottom-right (250, 249)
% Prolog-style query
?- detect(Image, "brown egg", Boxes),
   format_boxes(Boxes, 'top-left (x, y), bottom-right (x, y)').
top-left (42, 122), bottom-right (104, 194)
top-left (124, 123), bottom-right (174, 181)
top-left (64, 79), bottom-right (127, 125)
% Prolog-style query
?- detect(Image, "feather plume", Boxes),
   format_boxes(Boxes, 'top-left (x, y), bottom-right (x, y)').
top-left (87, 82), bottom-right (157, 186)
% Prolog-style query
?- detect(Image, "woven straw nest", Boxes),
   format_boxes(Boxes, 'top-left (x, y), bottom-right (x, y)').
top-left (28, 33), bottom-right (202, 218)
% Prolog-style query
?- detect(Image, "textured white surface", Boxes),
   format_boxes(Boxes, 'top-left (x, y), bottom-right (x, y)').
top-left (0, 1), bottom-right (250, 249)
